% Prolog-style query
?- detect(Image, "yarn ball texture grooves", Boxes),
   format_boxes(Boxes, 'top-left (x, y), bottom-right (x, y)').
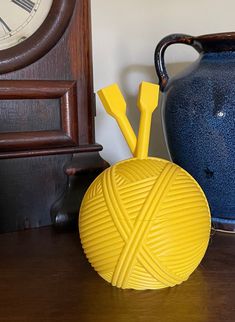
top-left (79, 157), bottom-right (211, 290)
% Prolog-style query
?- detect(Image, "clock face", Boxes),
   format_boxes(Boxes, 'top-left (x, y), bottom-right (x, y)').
top-left (0, 0), bottom-right (53, 50)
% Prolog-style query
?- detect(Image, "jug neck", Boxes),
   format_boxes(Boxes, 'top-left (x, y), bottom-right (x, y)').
top-left (193, 32), bottom-right (235, 53)
top-left (201, 51), bottom-right (235, 61)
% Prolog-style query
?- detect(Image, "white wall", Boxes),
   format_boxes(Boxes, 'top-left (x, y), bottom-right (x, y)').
top-left (91, 0), bottom-right (235, 164)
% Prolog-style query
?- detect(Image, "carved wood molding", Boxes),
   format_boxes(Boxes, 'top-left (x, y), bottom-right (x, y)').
top-left (0, 80), bottom-right (80, 154)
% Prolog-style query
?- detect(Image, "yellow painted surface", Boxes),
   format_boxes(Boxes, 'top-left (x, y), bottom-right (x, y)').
top-left (79, 158), bottom-right (211, 290)
top-left (79, 82), bottom-right (211, 290)
top-left (98, 84), bottom-right (137, 155)
top-left (136, 82), bottom-right (159, 159)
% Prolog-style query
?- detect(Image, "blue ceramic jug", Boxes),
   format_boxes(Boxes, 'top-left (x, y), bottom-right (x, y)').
top-left (155, 32), bottom-right (235, 231)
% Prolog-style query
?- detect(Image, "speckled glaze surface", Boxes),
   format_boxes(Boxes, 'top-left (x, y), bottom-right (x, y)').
top-left (155, 33), bottom-right (235, 229)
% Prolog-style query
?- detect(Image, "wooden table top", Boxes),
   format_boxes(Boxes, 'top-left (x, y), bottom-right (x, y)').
top-left (0, 227), bottom-right (234, 322)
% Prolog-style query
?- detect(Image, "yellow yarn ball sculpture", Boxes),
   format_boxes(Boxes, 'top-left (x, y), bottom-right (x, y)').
top-left (79, 82), bottom-right (211, 290)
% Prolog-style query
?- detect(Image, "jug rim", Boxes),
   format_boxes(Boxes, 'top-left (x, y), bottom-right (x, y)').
top-left (194, 31), bottom-right (235, 52)
top-left (197, 31), bottom-right (235, 40)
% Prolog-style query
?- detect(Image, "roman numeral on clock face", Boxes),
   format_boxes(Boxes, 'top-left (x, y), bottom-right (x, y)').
top-left (11, 0), bottom-right (35, 13)
top-left (0, 17), bottom-right (11, 33)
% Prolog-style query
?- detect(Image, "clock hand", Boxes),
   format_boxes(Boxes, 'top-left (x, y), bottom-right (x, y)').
top-left (0, 18), bottom-right (11, 33)
top-left (11, 0), bottom-right (35, 13)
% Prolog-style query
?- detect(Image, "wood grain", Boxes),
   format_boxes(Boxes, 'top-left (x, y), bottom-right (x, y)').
top-left (0, 80), bottom-right (79, 153)
top-left (0, 0), bottom-right (106, 232)
top-left (0, 99), bottom-right (60, 132)
top-left (0, 228), bottom-right (234, 322)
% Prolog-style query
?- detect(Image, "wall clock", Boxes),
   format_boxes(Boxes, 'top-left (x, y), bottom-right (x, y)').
top-left (0, 0), bottom-right (53, 51)
top-left (0, 0), bottom-right (108, 233)
top-left (0, 0), bottom-right (76, 73)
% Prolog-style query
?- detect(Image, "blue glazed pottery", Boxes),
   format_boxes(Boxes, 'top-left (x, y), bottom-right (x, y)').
top-left (155, 33), bottom-right (235, 231)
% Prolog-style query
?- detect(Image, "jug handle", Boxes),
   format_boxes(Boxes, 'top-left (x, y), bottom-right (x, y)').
top-left (154, 34), bottom-right (200, 91)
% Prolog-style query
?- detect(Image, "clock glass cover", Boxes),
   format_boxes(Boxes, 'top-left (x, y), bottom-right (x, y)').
top-left (0, 0), bottom-right (53, 50)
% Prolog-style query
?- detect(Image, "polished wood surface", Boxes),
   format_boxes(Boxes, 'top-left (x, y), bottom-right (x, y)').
top-left (0, 80), bottom-right (79, 154)
top-left (0, 228), bottom-right (234, 322)
top-left (0, 0), bottom-right (106, 232)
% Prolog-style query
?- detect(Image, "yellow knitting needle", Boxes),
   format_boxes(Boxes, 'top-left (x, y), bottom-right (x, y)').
top-left (135, 82), bottom-right (159, 159)
top-left (97, 84), bottom-right (137, 156)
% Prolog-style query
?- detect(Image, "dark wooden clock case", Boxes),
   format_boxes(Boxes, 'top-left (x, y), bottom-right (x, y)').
top-left (0, 0), bottom-right (108, 233)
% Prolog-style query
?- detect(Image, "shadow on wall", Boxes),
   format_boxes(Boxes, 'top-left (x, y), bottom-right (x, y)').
top-left (119, 61), bottom-right (192, 161)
